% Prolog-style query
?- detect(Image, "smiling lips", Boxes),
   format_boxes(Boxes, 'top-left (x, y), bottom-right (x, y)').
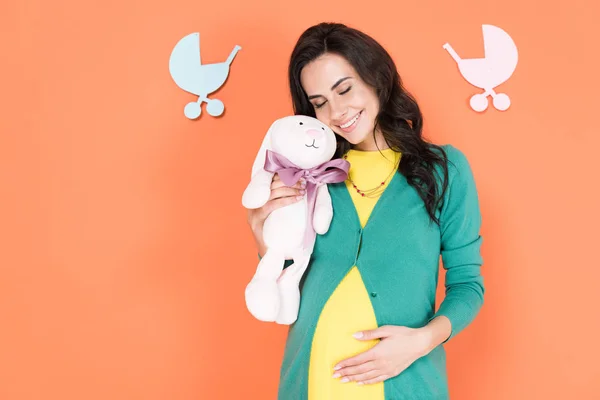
top-left (338, 111), bottom-right (362, 133)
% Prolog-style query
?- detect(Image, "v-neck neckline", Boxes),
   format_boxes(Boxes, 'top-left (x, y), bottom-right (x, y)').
top-left (331, 169), bottom-right (401, 232)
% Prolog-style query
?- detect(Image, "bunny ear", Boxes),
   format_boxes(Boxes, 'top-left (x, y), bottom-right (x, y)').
top-left (250, 118), bottom-right (280, 178)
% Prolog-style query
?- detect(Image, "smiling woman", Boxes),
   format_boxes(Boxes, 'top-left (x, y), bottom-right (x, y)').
top-left (246, 22), bottom-right (485, 400)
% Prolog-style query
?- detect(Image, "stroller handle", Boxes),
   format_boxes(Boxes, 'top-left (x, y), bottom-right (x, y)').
top-left (443, 43), bottom-right (461, 63)
top-left (226, 45), bottom-right (242, 66)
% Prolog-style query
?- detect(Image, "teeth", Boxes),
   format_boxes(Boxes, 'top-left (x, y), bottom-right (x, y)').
top-left (341, 112), bottom-right (360, 129)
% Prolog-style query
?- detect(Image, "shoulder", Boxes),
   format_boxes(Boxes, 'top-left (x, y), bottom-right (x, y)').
top-left (432, 143), bottom-right (475, 184)
top-left (435, 144), bottom-right (470, 168)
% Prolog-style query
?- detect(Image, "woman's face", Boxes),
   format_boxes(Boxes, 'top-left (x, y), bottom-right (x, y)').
top-left (300, 52), bottom-right (385, 151)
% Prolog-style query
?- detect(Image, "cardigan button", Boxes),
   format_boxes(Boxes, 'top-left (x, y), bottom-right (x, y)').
top-left (370, 292), bottom-right (377, 297)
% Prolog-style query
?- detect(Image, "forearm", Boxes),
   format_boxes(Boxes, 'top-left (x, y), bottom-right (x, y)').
top-left (431, 273), bottom-right (484, 341)
top-left (253, 229), bottom-right (267, 258)
top-left (420, 315), bottom-right (452, 353)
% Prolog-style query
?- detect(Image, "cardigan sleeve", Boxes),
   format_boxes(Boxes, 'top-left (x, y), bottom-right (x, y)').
top-left (430, 145), bottom-right (485, 342)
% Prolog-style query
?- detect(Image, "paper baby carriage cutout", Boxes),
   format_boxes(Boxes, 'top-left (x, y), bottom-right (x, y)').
top-left (443, 24), bottom-right (518, 112)
top-left (169, 32), bottom-right (241, 119)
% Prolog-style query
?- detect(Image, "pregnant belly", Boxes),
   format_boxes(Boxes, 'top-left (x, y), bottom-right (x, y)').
top-left (307, 266), bottom-right (384, 400)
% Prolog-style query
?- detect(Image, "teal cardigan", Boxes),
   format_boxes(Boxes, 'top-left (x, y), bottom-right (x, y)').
top-left (276, 144), bottom-right (484, 400)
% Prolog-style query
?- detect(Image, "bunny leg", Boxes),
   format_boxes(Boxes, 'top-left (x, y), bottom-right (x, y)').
top-left (245, 248), bottom-right (285, 322)
top-left (275, 248), bottom-right (312, 325)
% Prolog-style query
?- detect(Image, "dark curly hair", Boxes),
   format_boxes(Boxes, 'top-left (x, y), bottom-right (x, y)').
top-left (288, 22), bottom-right (450, 225)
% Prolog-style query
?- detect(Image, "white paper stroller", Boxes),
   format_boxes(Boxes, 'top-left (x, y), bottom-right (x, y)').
top-left (443, 24), bottom-right (518, 112)
top-left (169, 33), bottom-right (241, 119)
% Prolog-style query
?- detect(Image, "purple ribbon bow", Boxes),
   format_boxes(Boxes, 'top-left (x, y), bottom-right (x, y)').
top-left (264, 149), bottom-right (350, 249)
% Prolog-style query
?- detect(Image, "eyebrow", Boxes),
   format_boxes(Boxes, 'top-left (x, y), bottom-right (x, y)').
top-left (307, 77), bottom-right (352, 100)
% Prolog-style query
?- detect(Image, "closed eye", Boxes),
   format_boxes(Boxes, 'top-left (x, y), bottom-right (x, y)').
top-left (313, 86), bottom-right (352, 109)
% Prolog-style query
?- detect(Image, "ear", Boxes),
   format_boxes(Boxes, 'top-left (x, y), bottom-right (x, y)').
top-left (250, 118), bottom-right (280, 178)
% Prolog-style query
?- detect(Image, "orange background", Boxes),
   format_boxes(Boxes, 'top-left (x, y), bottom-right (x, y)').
top-left (1, 0), bottom-right (599, 399)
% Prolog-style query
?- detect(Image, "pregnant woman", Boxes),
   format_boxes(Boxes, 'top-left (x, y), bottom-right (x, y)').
top-left (246, 22), bottom-right (485, 400)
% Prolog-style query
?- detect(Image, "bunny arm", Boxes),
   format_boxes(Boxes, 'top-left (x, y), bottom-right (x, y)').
top-left (312, 183), bottom-right (333, 235)
top-left (242, 169), bottom-right (275, 209)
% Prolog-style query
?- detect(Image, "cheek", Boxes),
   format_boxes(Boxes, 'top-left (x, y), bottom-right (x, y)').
top-left (362, 94), bottom-right (379, 123)
top-left (368, 92), bottom-right (380, 113)
top-left (314, 108), bottom-right (331, 126)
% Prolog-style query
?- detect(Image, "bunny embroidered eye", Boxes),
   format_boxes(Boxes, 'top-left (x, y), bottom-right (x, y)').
top-left (299, 122), bottom-right (304, 125)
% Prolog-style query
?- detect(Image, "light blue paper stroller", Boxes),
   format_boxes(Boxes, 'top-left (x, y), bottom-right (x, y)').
top-left (169, 33), bottom-right (241, 119)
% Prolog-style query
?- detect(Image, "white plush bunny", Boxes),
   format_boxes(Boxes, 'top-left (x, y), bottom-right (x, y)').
top-left (242, 115), bottom-right (349, 325)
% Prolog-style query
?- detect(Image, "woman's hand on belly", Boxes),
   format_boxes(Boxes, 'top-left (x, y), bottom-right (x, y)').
top-left (330, 323), bottom-right (441, 385)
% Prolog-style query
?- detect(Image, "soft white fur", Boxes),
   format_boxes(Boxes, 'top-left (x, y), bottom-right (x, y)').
top-left (242, 115), bottom-right (338, 325)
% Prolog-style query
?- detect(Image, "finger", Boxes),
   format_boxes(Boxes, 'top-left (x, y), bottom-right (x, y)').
top-left (264, 195), bottom-right (304, 215)
top-left (257, 193), bottom-right (304, 220)
top-left (271, 180), bottom-right (305, 191)
top-left (357, 374), bottom-right (389, 385)
top-left (269, 186), bottom-right (305, 201)
top-left (354, 326), bottom-right (393, 341)
top-left (334, 348), bottom-right (377, 370)
top-left (271, 177), bottom-right (306, 190)
top-left (340, 368), bottom-right (382, 384)
top-left (333, 361), bottom-right (376, 380)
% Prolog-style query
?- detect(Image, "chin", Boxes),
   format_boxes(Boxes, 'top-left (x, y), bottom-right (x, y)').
top-left (342, 130), bottom-right (370, 145)
top-left (336, 123), bottom-right (374, 146)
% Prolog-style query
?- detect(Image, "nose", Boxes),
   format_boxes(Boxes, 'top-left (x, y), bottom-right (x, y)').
top-left (328, 96), bottom-right (347, 123)
top-left (306, 129), bottom-right (323, 139)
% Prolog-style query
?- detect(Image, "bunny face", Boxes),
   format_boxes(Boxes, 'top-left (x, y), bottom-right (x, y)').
top-left (269, 115), bottom-right (337, 170)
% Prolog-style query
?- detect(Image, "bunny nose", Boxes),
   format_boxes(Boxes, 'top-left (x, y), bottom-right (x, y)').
top-left (306, 129), bottom-right (323, 139)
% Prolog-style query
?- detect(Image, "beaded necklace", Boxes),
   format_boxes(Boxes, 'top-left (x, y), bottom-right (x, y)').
top-left (342, 150), bottom-right (400, 198)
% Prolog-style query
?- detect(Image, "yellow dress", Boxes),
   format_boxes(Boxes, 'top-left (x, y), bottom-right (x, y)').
top-left (307, 147), bottom-right (401, 400)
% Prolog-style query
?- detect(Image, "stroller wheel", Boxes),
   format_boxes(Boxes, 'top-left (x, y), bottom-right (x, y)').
top-left (207, 99), bottom-right (225, 117)
top-left (470, 93), bottom-right (489, 112)
top-left (493, 93), bottom-right (511, 111)
top-left (184, 101), bottom-right (202, 119)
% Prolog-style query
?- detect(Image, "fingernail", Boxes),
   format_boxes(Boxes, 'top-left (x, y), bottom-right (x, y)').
top-left (341, 377), bottom-right (349, 383)
top-left (332, 373), bottom-right (340, 379)
top-left (353, 332), bottom-right (363, 339)
top-left (333, 365), bottom-right (341, 371)
top-left (357, 382), bottom-right (364, 386)
top-left (300, 189), bottom-right (306, 194)
top-left (296, 195), bottom-right (304, 200)
top-left (301, 180), bottom-right (306, 187)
